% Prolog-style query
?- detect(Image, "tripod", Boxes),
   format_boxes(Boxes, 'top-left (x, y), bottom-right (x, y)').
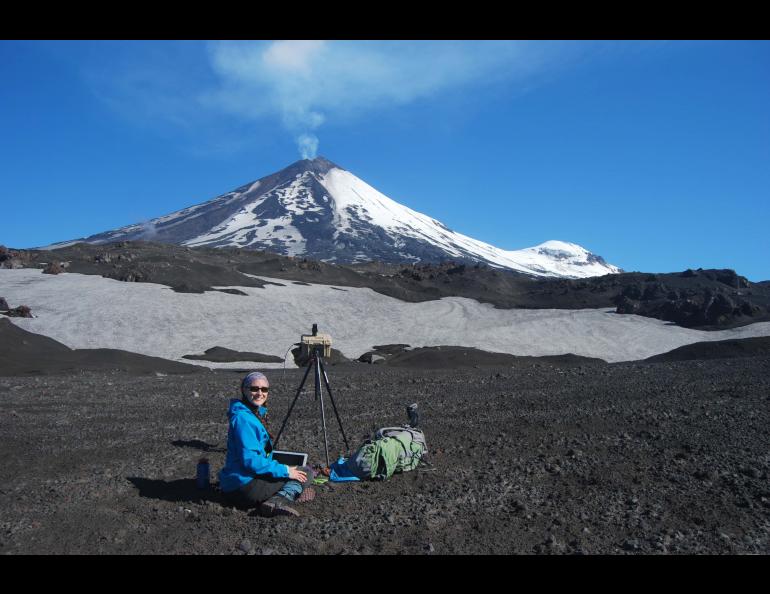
top-left (274, 346), bottom-right (350, 468)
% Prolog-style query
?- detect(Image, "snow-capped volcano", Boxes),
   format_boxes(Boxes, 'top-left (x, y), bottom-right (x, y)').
top-left (46, 157), bottom-right (621, 278)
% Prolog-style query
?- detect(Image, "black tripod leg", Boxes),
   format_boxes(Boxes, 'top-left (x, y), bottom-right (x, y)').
top-left (315, 355), bottom-right (331, 468)
top-left (274, 360), bottom-right (313, 448)
top-left (319, 357), bottom-right (350, 452)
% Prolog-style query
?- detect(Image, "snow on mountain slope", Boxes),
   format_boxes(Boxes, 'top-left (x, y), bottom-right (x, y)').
top-left (43, 157), bottom-right (621, 279)
top-left (4, 269), bottom-right (770, 366)
top-left (319, 167), bottom-right (619, 277)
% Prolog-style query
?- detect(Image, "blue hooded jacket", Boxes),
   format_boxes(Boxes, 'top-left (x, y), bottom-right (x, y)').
top-left (219, 399), bottom-right (289, 492)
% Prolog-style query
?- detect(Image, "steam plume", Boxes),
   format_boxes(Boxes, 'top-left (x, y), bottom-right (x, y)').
top-left (297, 133), bottom-right (319, 159)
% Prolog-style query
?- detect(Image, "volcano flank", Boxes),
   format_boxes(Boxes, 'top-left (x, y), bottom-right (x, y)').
top-left (42, 157), bottom-right (620, 279)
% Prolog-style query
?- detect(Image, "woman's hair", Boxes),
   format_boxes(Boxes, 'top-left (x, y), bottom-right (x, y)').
top-left (240, 371), bottom-right (268, 399)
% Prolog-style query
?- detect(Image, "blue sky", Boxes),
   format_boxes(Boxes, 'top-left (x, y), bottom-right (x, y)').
top-left (1, 40), bottom-right (768, 280)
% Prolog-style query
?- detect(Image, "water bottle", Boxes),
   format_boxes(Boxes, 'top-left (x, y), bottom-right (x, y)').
top-left (406, 403), bottom-right (419, 428)
top-left (196, 457), bottom-right (210, 490)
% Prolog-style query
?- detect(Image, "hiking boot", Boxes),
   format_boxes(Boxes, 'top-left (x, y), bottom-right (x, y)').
top-left (296, 486), bottom-right (316, 504)
top-left (259, 495), bottom-right (300, 518)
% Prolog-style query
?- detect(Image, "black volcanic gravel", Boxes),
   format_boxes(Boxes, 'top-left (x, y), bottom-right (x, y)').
top-left (1, 357), bottom-right (769, 555)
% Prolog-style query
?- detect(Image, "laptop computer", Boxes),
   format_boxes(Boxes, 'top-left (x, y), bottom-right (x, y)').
top-left (271, 450), bottom-right (308, 467)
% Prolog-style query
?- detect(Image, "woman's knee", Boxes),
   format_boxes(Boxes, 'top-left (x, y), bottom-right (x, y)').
top-left (299, 465), bottom-right (315, 484)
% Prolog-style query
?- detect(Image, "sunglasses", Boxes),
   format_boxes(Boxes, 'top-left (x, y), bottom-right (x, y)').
top-left (249, 386), bottom-right (270, 394)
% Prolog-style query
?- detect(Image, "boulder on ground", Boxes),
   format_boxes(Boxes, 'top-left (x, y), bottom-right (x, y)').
top-left (108, 268), bottom-right (146, 283)
top-left (0, 297), bottom-right (8, 311)
top-left (0, 246), bottom-right (32, 269)
top-left (357, 352), bottom-right (386, 364)
top-left (357, 344), bottom-right (412, 364)
top-left (43, 261), bottom-right (66, 275)
top-left (4, 305), bottom-right (32, 318)
top-left (614, 295), bottom-right (641, 315)
top-left (0, 257), bottom-right (24, 269)
top-left (705, 293), bottom-right (736, 323)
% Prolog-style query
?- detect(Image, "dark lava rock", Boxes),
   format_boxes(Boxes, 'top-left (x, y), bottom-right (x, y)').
top-left (371, 344), bottom-right (412, 355)
top-left (42, 261), bottom-right (66, 275)
top-left (239, 539), bottom-right (253, 553)
top-left (0, 297), bottom-right (9, 311)
top-left (696, 269), bottom-right (750, 289)
top-left (0, 245), bottom-right (33, 269)
top-left (383, 346), bottom-right (605, 369)
top-left (3, 305), bottom-right (33, 318)
top-left (107, 267), bottom-right (148, 284)
top-left (357, 352), bottom-right (387, 364)
top-left (613, 269), bottom-right (768, 329)
top-left (357, 344), bottom-right (412, 364)
top-left (183, 346), bottom-right (283, 363)
top-left (615, 295), bottom-right (642, 315)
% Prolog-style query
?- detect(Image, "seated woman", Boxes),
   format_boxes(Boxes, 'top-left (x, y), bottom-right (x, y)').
top-left (219, 371), bottom-right (315, 517)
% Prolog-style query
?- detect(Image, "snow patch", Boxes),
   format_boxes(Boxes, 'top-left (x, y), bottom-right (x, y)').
top-left (2, 268), bottom-right (770, 368)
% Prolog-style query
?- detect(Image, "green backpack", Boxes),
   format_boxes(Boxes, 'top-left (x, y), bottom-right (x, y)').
top-left (348, 426), bottom-right (428, 480)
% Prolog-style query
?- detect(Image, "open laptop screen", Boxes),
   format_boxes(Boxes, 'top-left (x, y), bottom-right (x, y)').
top-left (271, 450), bottom-right (308, 467)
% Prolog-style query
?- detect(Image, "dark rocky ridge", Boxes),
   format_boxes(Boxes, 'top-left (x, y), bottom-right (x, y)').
top-left (384, 347), bottom-right (607, 369)
top-left (3, 241), bottom-right (770, 330)
top-left (0, 319), bottom-right (206, 376)
top-left (0, 355), bottom-right (768, 554)
top-left (356, 344), bottom-right (606, 369)
top-left (182, 347), bottom-right (283, 364)
top-left (645, 336), bottom-right (770, 363)
top-left (612, 269), bottom-right (767, 329)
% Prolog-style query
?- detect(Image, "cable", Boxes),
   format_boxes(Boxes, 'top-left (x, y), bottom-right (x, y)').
top-left (282, 343), bottom-right (301, 382)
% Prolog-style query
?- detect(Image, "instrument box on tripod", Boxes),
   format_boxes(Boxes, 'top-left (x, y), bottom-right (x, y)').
top-left (300, 333), bottom-right (332, 358)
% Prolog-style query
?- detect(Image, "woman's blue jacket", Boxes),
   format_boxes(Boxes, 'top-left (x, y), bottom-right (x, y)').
top-left (219, 399), bottom-right (289, 492)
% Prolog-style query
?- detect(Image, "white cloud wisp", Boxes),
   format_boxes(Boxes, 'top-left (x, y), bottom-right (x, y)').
top-left (203, 40), bottom-right (572, 158)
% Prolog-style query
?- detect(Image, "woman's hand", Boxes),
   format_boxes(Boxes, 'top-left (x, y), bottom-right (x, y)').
top-left (288, 466), bottom-right (308, 483)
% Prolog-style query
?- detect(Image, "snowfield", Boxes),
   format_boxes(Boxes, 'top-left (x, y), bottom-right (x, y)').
top-left (2, 269), bottom-right (770, 369)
